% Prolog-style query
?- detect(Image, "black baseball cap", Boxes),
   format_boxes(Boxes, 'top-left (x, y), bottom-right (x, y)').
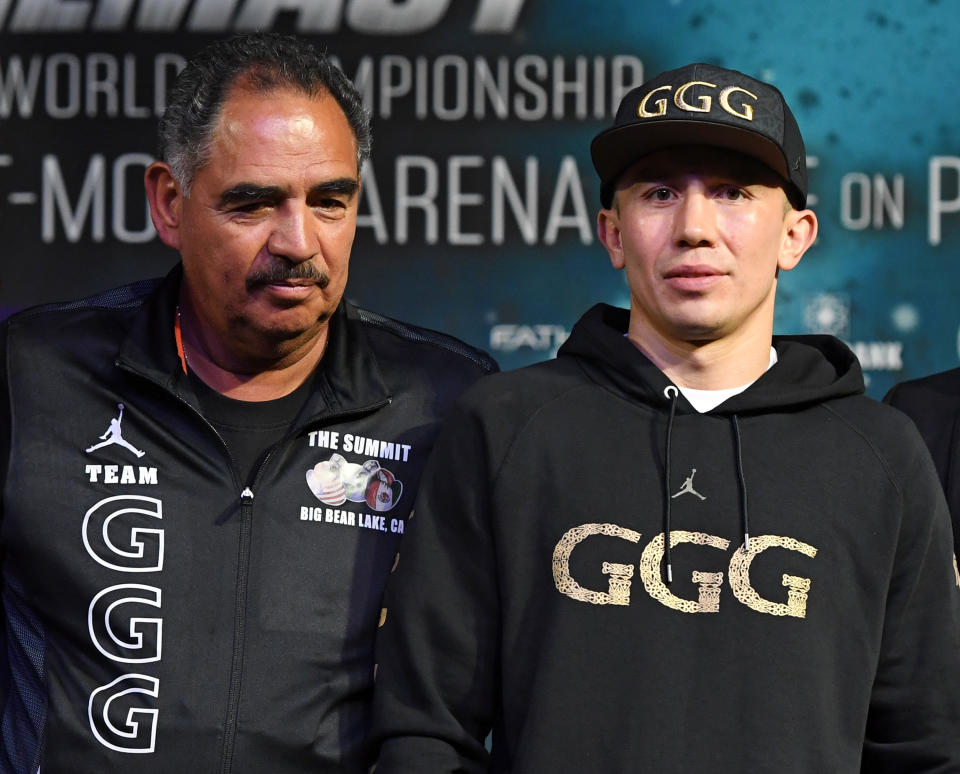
top-left (591, 63), bottom-right (807, 209)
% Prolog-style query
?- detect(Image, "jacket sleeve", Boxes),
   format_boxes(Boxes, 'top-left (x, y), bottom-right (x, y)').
top-left (883, 380), bottom-right (960, 570)
top-left (0, 320), bottom-right (10, 711)
top-left (861, 436), bottom-right (960, 772)
top-left (372, 397), bottom-right (500, 773)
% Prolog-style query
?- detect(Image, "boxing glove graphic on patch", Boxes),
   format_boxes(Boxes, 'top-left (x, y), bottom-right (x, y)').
top-left (343, 459), bottom-right (382, 503)
top-left (365, 467), bottom-right (403, 512)
top-left (306, 453), bottom-right (348, 505)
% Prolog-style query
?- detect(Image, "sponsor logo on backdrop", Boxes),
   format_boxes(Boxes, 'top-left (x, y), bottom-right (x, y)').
top-left (803, 293), bottom-right (904, 375)
top-left (803, 292), bottom-right (850, 338)
top-left (489, 324), bottom-right (569, 356)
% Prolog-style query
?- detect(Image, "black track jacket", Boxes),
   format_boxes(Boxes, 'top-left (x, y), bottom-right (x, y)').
top-left (0, 267), bottom-right (495, 773)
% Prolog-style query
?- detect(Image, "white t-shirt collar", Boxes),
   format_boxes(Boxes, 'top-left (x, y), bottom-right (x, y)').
top-left (676, 347), bottom-right (778, 413)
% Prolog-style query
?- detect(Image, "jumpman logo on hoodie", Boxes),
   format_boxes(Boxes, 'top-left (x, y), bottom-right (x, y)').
top-left (671, 468), bottom-right (706, 500)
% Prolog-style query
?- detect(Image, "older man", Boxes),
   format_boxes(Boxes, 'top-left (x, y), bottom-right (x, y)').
top-left (372, 63), bottom-right (960, 772)
top-left (0, 33), bottom-right (494, 773)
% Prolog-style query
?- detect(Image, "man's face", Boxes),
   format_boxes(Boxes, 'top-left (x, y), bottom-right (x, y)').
top-left (155, 85), bottom-right (360, 355)
top-left (598, 146), bottom-right (815, 350)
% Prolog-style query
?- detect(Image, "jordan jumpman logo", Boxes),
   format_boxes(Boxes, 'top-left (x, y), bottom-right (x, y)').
top-left (671, 468), bottom-right (706, 500)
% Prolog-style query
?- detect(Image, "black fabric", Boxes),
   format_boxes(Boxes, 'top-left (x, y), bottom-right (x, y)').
top-left (373, 302), bottom-right (960, 773)
top-left (885, 367), bottom-right (960, 561)
top-left (189, 368), bottom-right (318, 486)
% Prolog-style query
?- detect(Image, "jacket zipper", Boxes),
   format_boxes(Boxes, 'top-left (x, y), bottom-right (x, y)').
top-left (218, 486), bottom-right (255, 774)
top-left (119, 357), bottom-right (389, 771)
top-left (216, 400), bottom-right (389, 774)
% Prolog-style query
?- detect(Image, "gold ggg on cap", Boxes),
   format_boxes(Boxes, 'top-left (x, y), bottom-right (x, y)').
top-left (637, 80), bottom-right (759, 121)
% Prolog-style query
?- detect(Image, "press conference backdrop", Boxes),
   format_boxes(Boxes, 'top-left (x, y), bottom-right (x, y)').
top-left (1, 0), bottom-right (958, 398)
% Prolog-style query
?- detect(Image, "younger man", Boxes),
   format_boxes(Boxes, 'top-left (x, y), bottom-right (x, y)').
top-left (372, 63), bottom-right (960, 772)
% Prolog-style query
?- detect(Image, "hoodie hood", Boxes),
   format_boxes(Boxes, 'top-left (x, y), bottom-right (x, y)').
top-left (557, 303), bottom-right (865, 414)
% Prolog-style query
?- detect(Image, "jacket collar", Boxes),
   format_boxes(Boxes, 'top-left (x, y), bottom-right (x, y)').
top-left (116, 264), bottom-right (391, 421)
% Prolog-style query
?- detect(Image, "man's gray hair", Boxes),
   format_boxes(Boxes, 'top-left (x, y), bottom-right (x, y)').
top-left (158, 32), bottom-right (371, 193)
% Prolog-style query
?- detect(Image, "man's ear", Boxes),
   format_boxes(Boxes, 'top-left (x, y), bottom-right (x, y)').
top-left (777, 207), bottom-right (818, 273)
top-left (597, 206), bottom-right (625, 270)
top-left (144, 161), bottom-right (184, 251)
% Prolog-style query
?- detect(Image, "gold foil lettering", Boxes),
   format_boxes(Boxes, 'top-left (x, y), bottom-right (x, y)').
top-left (674, 80), bottom-right (715, 113)
top-left (602, 562), bottom-right (635, 606)
top-left (719, 86), bottom-right (757, 120)
top-left (728, 535), bottom-right (817, 618)
top-left (782, 574), bottom-right (812, 618)
top-left (552, 523), bottom-right (642, 605)
top-left (639, 531), bottom-right (730, 613)
top-left (692, 571), bottom-right (724, 613)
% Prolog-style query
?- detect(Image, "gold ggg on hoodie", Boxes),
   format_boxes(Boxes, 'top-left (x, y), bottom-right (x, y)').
top-left (552, 523), bottom-right (817, 617)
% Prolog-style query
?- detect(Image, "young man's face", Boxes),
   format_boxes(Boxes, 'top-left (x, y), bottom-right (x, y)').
top-left (598, 146), bottom-right (816, 352)
top-left (149, 83), bottom-right (361, 356)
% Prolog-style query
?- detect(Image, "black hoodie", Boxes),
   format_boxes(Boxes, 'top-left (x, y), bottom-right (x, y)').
top-left (373, 304), bottom-right (960, 773)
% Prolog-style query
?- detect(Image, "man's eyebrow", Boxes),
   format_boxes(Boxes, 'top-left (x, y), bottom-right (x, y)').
top-left (217, 184), bottom-right (285, 207)
top-left (309, 178), bottom-right (360, 198)
top-left (216, 178), bottom-right (360, 208)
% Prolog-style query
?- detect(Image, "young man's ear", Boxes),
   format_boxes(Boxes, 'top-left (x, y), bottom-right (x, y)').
top-left (597, 204), bottom-right (625, 270)
top-left (777, 207), bottom-right (818, 273)
top-left (144, 162), bottom-right (184, 251)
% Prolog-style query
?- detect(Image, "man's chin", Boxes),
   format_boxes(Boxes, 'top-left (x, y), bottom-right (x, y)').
top-left (250, 310), bottom-right (333, 346)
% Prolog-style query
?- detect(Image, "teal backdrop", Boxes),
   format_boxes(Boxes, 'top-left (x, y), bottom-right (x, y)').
top-left (2, 0), bottom-right (959, 397)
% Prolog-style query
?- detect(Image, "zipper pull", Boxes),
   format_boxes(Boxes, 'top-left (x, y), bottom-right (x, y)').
top-left (240, 487), bottom-right (255, 505)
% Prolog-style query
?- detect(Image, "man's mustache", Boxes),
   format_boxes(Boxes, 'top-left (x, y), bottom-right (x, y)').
top-left (247, 262), bottom-right (330, 290)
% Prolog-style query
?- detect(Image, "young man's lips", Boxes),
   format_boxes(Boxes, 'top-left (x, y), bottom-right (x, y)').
top-left (664, 265), bottom-right (726, 290)
top-left (664, 264), bottom-right (724, 278)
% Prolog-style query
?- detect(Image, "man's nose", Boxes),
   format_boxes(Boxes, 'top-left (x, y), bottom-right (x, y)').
top-left (673, 191), bottom-right (718, 248)
top-left (267, 203), bottom-right (318, 263)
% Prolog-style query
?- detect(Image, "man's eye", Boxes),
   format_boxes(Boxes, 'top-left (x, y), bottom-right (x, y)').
top-left (721, 186), bottom-right (745, 200)
top-left (232, 201), bottom-right (270, 213)
top-left (649, 187), bottom-right (672, 201)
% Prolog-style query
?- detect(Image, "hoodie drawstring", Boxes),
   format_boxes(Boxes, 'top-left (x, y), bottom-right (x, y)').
top-left (731, 414), bottom-right (750, 554)
top-left (661, 387), bottom-right (751, 584)
top-left (662, 386), bottom-right (679, 584)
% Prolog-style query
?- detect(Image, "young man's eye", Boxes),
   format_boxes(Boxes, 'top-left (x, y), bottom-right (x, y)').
top-left (647, 187), bottom-right (672, 201)
top-left (721, 186), bottom-right (745, 200)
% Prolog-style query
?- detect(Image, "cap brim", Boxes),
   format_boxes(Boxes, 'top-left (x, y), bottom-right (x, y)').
top-left (591, 119), bottom-right (791, 205)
